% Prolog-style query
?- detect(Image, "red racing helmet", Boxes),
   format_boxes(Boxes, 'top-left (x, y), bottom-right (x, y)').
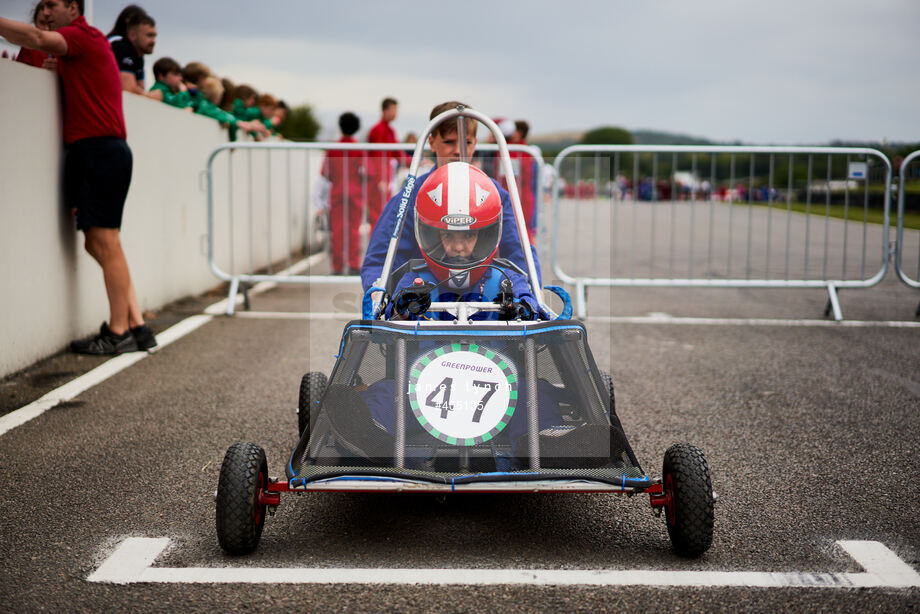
top-left (414, 162), bottom-right (502, 288)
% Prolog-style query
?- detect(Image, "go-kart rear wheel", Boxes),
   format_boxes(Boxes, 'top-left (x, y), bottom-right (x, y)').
top-left (599, 371), bottom-right (616, 415)
top-left (298, 372), bottom-right (327, 438)
top-left (662, 443), bottom-right (714, 557)
top-left (216, 442), bottom-right (268, 555)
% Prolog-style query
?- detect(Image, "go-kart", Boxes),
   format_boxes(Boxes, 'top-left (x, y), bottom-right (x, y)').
top-left (215, 107), bottom-right (715, 558)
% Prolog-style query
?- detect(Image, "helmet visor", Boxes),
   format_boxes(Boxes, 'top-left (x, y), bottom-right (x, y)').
top-left (416, 218), bottom-right (501, 271)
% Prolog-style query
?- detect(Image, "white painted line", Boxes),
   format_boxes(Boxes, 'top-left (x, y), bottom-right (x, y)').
top-left (88, 538), bottom-right (920, 588)
top-left (235, 311), bottom-right (360, 320)
top-left (88, 537), bottom-right (171, 585)
top-left (1, 254), bottom-right (324, 438)
top-left (204, 253), bottom-right (327, 315)
top-left (0, 315), bottom-right (213, 438)
top-left (839, 540), bottom-right (920, 588)
top-left (153, 314), bottom-right (214, 347)
top-left (585, 315), bottom-right (920, 328)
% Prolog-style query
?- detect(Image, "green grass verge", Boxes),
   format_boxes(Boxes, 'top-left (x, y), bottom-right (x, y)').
top-left (866, 182), bottom-right (920, 195)
top-left (740, 200), bottom-right (920, 230)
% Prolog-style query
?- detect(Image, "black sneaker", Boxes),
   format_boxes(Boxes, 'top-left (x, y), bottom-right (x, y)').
top-left (131, 324), bottom-right (158, 351)
top-left (70, 322), bottom-right (138, 355)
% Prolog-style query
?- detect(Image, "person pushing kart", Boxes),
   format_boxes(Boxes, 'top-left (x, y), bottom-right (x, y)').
top-left (387, 161), bottom-right (540, 321)
top-left (360, 101), bottom-right (541, 296)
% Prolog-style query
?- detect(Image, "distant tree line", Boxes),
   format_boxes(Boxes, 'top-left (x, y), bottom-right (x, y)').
top-left (542, 125), bottom-right (920, 211)
top-left (278, 104), bottom-right (320, 141)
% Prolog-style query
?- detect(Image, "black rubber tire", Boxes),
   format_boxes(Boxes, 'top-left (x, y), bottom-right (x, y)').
top-left (298, 372), bottom-right (327, 438)
top-left (216, 442), bottom-right (268, 555)
top-left (662, 443), bottom-right (714, 557)
top-left (599, 371), bottom-right (616, 415)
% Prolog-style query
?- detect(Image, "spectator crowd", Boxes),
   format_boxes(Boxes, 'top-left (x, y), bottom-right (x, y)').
top-left (9, 3), bottom-right (288, 141)
top-left (4, 2), bottom-right (539, 299)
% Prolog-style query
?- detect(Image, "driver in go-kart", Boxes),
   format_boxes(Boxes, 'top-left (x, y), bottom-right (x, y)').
top-left (356, 161), bottom-right (562, 469)
top-left (388, 161), bottom-right (540, 320)
top-left (360, 100), bottom-right (541, 296)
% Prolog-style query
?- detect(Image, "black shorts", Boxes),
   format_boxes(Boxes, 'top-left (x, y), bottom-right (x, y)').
top-left (64, 136), bottom-right (133, 231)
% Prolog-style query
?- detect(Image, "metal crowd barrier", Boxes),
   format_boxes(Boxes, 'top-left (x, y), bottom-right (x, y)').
top-left (551, 145), bottom-right (893, 320)
top-left (205, 141), bottom-right (544, 315)
top-left (895, 149), bottom-right (920, 314)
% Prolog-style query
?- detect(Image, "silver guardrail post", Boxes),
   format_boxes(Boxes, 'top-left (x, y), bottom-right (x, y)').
top-left (895, 149), bottom-right (920, 316)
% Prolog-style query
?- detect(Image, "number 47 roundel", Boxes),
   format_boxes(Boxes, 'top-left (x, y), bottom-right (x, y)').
top-left (408, 344), bottom-right (518, 446)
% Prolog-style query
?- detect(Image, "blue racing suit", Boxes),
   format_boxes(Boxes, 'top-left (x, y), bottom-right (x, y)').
top-left (360, 167), bottom-right (541, 293)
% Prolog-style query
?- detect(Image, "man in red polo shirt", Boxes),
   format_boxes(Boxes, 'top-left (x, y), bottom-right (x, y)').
top-left (0, 0), bottom-right (157, 354)
top-left (366, 97), bottom-right (403, 227)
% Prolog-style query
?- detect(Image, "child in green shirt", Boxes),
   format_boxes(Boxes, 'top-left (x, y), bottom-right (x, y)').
top-left (149, 57), bottom-right (265, 140)
top-left (149, 57), bottom-right (194, 110)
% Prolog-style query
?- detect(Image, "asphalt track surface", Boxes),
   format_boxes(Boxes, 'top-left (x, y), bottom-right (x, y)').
top-left (2, 235), bottom-right (920, 611)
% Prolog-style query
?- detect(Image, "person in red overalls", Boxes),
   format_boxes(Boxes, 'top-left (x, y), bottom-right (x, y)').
top-left (511, 120), bottom-right (537, 242)
top-left (366, 97), bottom-right (403, 227)
top-left (322, 112), bottom-right (365, 275)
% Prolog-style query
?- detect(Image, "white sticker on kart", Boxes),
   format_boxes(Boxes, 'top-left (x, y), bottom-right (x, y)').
top-left (409, 344), bottom-right (518, 445)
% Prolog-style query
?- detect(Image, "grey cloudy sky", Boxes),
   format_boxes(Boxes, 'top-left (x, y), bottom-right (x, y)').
top-left (4, 0), bottom-right (919, 143)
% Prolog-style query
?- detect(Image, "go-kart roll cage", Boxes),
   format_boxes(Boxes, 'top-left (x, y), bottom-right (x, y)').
top-left (371, 106), bottom-right (550, 321)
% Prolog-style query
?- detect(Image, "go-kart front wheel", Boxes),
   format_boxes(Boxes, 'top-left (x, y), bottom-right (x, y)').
top-left (662, 443), bottom-right (714, 557)
top-left (216, 442), bottom-right (268, 555)
top-left (298, 372), bottom-right (327, 438)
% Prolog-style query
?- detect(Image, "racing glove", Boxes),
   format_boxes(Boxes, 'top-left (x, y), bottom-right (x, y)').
top-left (498, 297), bottom-right (536, 321)
top-left (394, 278), bottom-right (434, 317)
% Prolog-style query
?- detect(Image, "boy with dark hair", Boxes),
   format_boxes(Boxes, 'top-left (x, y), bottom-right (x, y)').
top-left (361, 100), bottom-right (540, 296)
top-left (366, 96), bottom-right (403, 226)
top-left (0, 0), bottom-right (157, 354)
top-left (322, 112), bottom-right (365, 275)
top-left (148, 56), bottom-right (193, 108)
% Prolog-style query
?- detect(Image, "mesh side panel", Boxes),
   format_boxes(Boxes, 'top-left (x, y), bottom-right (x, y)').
top-left (289, 321), bottom-right (643, 484)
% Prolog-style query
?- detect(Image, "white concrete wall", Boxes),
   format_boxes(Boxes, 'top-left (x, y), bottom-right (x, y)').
top-left (0, 59), bottom-right (320, 378)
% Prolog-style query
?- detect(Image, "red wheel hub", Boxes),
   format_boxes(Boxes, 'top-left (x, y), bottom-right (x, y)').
top-left (664, 474), bottom-right (676, 526)
top-left (648, 478), bottom-right (676, 525)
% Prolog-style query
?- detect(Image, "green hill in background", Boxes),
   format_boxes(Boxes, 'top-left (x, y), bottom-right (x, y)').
top-left (530, 129), bottom-right (918, 162)
top-left (630, 129), bottom-right (717, 145)
top-left (531, 128), bottom-right (717, 151)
